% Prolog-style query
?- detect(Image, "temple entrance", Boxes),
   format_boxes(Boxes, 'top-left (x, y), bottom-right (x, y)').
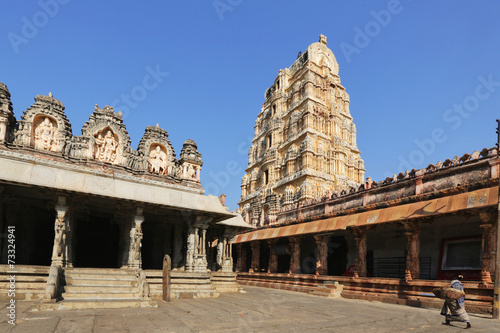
top-left (74, 214), bottom-right (120, 268)
top-left (142, 218), bottom-right (173, 270)
top-left (327, 236), bottom-right (348, 276)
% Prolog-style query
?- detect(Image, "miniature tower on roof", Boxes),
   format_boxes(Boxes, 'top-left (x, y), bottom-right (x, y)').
top-left (238, 35), bottom-right (365, 226)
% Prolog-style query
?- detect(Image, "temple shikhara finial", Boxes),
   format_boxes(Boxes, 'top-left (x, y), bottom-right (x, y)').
top-left (239, 35), bottom-right (365, 226)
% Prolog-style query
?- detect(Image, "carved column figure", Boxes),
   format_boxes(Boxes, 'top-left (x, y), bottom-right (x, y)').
top-left (479, 212), bottom-right (497, 285)
top-left (128, 207), bottom-right (144, 269)
top-left (289, 236), bottom-right (302, 274)
top-left (352, 228), bottom-right (367, 278)
top-left (314, 234), bottom-right (328, 276)
top-left (216, 235), bottom-right (224, 270)
top-left (250, 241), bottom-right (260, 272)
top-left (51, 196), bottom-right (70, 267)
top-left (403, 222), bottom-right (421, 281)
top-left (268, 239), bottom-right (278, 273)
top-left (186, 226), bottom-right (195, 271)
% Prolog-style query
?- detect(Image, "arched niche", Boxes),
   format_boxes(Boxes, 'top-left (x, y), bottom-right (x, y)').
top-left (32, 115), bottom-right (58, 152)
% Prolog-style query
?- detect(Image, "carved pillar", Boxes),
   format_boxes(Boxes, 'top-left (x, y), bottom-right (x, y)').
top-left (403, 222), bottom-right (420, 281)
top-left (236, 243), bottom-right (244, 272)
top-left (352, 228), bottom-right (367, 278)
top-left (192, 221), bottom-right (210, 272)
top-left (128, 207), bottom-right (144, 269)
top-left (289, 236), bottom-right (301, 274)
top-left (216, 236), bottom-right (224, 271)
top-left (51, 196), bottom-right (70, 267)
top-left (220, 233), bottom-right (234, 272)
top-left (186, 226), bottom-right (195, 271)
top-left (250, 241), bottom-right (260, 272)
top-left (268, 239), bottom-right (278, 273)
top-left (172, 223), bottom-right (184, 270)
top-left (479, 212), bottom-right (496, 285)
top-left (314, 234), bottom-right (328, 276)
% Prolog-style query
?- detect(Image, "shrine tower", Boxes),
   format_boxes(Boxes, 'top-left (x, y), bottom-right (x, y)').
top-left (239, 35), bottom-right (365, 226)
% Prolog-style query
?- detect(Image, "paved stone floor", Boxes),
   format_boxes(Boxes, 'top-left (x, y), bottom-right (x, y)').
top-left (1, 287), bottom-right (499, 332)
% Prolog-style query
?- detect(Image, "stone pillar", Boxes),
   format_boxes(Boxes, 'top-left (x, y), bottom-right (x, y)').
top-left (51, 196), bottom-right (70, 267)
top-left (216, 236), bottom-right (224, 270)
top-left (268, 239), bottom-right (278, 273)
top-left (403, 222), bottom-right (420, 281)
top-left (201, 228), bottom-right (207, 255)
top-left (192, 221), bottom-right (210, 272)
top-left (186, 226), bottom-right (195, 271)
top-left (250, 241), bottom-right (260, 272)
top-left (314, 234), bottom-right (328, 276)
top-left (236, 243), bottom-right (244, 272)
top-left (172, 223), bottom-right (184, 270)
top-left (352, 228), bottom-right (367, 278)
top-left (289, 236), bottom-right (301, 274)
top-left (220, 234), bottom-right (234, 272)
top-left (480, 212), bottom-right (496, 285)
top-left (128, 207), bottom-right (144, 269)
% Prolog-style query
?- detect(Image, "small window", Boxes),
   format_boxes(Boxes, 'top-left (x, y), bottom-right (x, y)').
top-left (272, 105), bottom-right (276, 115)
top-left (264, 170), bottom-right (269, 185)
top-left (441, 238), bottom-right (481, 270)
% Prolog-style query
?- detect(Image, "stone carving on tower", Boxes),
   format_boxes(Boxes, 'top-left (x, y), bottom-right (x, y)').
top-left (179, 139), bottom-right (202, 182)
top-left (0, 83), bottom-right (16, 143)
top-left (137, 124), bottom-right (177, 177)
top-left (14, 92), bottom-right (72, 152)
top-left (80, 105), bottom-right (131, 165)
top-left (238, 35), bottom-right (365, 226)
top-left (0, 82), bottom-right (204, 193)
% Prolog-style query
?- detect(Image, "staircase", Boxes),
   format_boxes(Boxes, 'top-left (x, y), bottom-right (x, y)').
top-left (31, 267), bottom-right (157, 311)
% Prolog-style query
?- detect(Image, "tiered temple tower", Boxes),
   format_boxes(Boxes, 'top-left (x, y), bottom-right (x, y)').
top-left (239, 35), bottom-right (365, 226)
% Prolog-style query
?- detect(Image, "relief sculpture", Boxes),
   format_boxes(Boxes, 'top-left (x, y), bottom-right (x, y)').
top-left (95, 129), bottom-right (118, 163)
top-left (34, 117), bottom-right (56, 151)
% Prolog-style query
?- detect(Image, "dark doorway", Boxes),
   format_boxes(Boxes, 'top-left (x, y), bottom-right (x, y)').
top-left (74, 215), bottom-right (120, 268)
top-left (327, 236), bottom-right (348, 276)
top-left (142, 219), bottom-right (173, 270)
top-left (259, 241), bottom-right (269, 272)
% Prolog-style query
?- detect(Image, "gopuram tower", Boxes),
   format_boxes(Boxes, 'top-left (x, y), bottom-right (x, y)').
top-left (239, 35), bottom-right (365, 226)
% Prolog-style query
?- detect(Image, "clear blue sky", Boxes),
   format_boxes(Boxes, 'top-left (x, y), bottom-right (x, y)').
top-left (2, 1), bottom-right (499, 211)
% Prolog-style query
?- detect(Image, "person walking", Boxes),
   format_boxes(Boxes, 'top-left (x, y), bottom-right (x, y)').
top-left (441, 273), bottom-right (472, 329)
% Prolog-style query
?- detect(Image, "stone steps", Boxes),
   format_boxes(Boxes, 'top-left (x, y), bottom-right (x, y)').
top-left (31, 299), bottom-right (157, 311)
top-left (0, 264), bottom-right (49, 300)
top-left (65, 277), bottom-right (137, 286)
top-left (64, 284), bottom-right (138, 293)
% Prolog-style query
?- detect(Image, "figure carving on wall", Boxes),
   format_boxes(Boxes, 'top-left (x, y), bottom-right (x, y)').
top-left (95, 129), bottom-right (118, 163)
top-left (187, 164), bottom-right (195, 179)
top-left (34, 117), bottom-right (55, 151)
top-left (148, 145), bottom-right (167, 175)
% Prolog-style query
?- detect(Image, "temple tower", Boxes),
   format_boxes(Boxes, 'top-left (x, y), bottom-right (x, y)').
top-left (239, 35), bottom-right (365, 226)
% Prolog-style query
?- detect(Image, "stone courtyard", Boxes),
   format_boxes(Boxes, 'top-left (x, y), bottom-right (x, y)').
top-left (1, 287), bottom-right (498, 332)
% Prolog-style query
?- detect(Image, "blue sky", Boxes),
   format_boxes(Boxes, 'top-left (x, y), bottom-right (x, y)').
top-left (2, 1), bottom-right (499, 211)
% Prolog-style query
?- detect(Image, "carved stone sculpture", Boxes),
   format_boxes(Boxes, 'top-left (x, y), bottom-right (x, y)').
top-left (95, 129), bottom-right (118, 163)
top-left (34, 117), bottom-right (56, 151)
top-left (148, 145), bottom-right (168, 175)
